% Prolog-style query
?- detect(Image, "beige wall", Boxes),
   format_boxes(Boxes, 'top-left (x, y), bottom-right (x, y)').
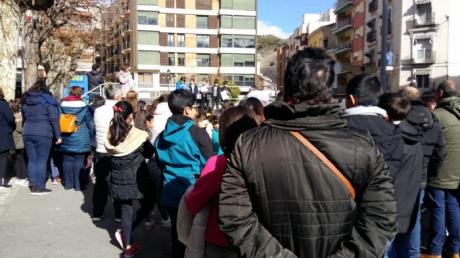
top-left (185, 0), bottom-right (195, 9)
top-left (185, 34), bottom-right (196, 48)
top-left (185, 53), bottom-right (196, 67)
top-left (185, 15), bottom-right (196, 29)
top-left (158, 13), bottom-right (166, 27)
top-left (159, 0), bottom-right (166, 8)
top-left (212, 0), bottom-right (219, 11)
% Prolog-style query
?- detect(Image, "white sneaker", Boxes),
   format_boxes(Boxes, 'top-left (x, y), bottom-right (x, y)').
top-left (15, 179), bottom-right (29, 187)
top-left (161, 218), bottom-right (171, 228)
top-left (0, 186), bottom-right (11, 191)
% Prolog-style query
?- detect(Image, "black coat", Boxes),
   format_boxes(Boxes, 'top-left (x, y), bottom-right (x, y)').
top-left (218, 102), bottom-right (397, 258)
top-left (0, 99), bottom-right (15, 152)
top-left (87, 70), bottom-right (104, 90)
top-left (109, 141), bottom-right (155, 200)
top-left (344, 114), bottom-right (424, 234)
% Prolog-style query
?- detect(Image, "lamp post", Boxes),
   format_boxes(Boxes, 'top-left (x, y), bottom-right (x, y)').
top-left (380, 0), bottom-right (390, 92)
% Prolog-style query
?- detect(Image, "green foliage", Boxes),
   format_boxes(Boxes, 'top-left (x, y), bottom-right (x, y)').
top-left (229, 85), bottom-right (240, 99)
top-left (257, 35), bottom-right (283, 50)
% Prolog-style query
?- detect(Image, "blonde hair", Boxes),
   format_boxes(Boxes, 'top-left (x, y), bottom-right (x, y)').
top-left (125, 90), bottom-right (138, 113)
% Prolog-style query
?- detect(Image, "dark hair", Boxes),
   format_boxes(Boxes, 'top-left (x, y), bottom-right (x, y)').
top-left (158, 94), bottom-right (169, 103)
top-left (91, 95), bottom-right (105, 109)
top-left (27, 80), bottom-right (50, 94)
top-left (421, 91), bottom-right (436, 104)
top-left (437, 80), bottom-right (459, 98)
top-left (0, 87), bottom-right (4, 100)
top-left (239, 97), bottom-right (264, 117)
top-left (219, 106), bottom-right (258, 156)
top-left (214, 79), bottom-right (219, 84)
top-left (121, 65), bottom-right (129, 71)
top-left (105, 84), bottom-right (122, 100)
top-left (168, 89), bottom-right (194, 115)
top-left (284, 47), bottom-right (335, 103)
top-left (346, 74), bottom-right (382, 106)
top-left (145, 114), bottom-right (154, 123)
top-left (108, 101), bottom-right (134, 146)
top-left (69, 86), bottom-right (83, 97)
top-left (138, 100), bottom-right (147, 111)
top-left (92, 64), bottom-right (100, 71)
top-left (378, 93), bottom-right (411, 121)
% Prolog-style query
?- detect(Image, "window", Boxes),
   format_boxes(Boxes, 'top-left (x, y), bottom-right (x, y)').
top-left (167, 33), bottom-right (175, 47)
top-left (138, 0), bottom-right (159, 5)
top-left (221, 16), bottom-right (233, 28)
top-left (166, 14), bottom-right (175, 26)
top-left (414, 38), bottom-right (432, 60)
top-left (416, 3), bottom-right (433, 25)
top-left (196, 16), bottom-right (208, 29)
top-left (137, 11), bottom-right (158, 25)
top-left (168, 53), bottom-right (175, 65)
top-left (234, 36), bottom-right (255, 48)
top-left (197, 54), bottom-right (210, 67)
top-left (416, 74), bottom-right (430, 89)
top-left (178, 53), bottom-right (185, 66)
top-left (221, 16), bottom-right (255, 29)
top-left (197, 35), bottom-right (209, 48)
top-left (234, 54), bottom-right (255, 67)
top-left (221, 54), bottom-right (233, 66)
top-left (221, 0), bottom-right (255, 11)
top-left (138, 73), bottom-right (153, 87)
top-left (137, 31), bottom-right (159, 45)
top-left (138, 51), bottom-right (160, 65)
top-left (221, 35), bottom-right (233, 47)
top-left (234, 74), bottom-right (255, 86)
top-left (177, 34), bottom-right (185, 47)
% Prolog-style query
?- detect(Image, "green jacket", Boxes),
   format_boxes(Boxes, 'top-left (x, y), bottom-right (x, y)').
top-left (429, 97), bottom-right (460, 189)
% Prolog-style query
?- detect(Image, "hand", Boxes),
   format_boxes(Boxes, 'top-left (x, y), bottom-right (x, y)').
top-left (55, 138), bottom-right (62, 145)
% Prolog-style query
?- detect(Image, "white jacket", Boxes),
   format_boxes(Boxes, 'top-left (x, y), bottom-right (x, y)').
top-left (152, 102), bottom-right (172, 141)
top-left (94, 99), bottom-right (117, 153)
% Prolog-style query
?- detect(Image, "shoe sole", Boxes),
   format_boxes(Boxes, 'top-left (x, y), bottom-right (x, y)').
top-left (115, 230), bottom-right (125, 250)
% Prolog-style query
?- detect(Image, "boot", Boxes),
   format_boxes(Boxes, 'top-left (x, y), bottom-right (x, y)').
top-left (419, 254), bottom-right (441, 258)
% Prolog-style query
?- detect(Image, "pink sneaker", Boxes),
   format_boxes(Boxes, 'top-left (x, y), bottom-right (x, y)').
top-left (124, 244), bottom-right (141, 258)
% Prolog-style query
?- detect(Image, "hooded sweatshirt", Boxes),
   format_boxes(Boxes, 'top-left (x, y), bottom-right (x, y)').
top-left (22, 91), bottom-right (61, 139)
top-left (152, 102), bottom-right (172, 141)
top-left (155, 115), bottom-right (214, 207)
top-left (59, 96), bottom-right (93, 153)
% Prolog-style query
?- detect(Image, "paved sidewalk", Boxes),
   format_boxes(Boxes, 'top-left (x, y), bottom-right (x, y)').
top-left (0, 181), bottom-right (171, 258)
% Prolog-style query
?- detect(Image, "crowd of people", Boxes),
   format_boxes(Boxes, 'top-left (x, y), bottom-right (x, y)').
top-left (0, 47), bottom-right (459, 258)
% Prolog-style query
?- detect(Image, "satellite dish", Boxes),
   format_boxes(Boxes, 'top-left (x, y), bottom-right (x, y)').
top-left (16, 0), bottom-right (54, 11)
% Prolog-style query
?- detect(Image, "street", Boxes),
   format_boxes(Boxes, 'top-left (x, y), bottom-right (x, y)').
top-left (0, 181), bottom-right (171, 258)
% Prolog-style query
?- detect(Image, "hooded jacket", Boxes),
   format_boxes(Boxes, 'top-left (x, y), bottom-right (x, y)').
top-left (218, 101), bottom-right (397, 258)
top-left (343, 105), bottom-right (423, 234)
top-left (429, 97), bottom-right (460, 189)
top-left (155, 115), bottom-right (214, 207)
top-left (87, 70), bottom-right (104, 90)
top-left (22, 91), bottom-right (61, 139)
top-left (152, 102), bottom-right (172, 141)
top-left (59, 96), bottom-right (93, 153)
top-left (0, 99), bottom-right (16, 152)
top-left (105, 127), bottom-right (153, 200)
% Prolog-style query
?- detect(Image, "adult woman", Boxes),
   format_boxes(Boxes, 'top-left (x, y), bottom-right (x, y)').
top-left (105, 101), bottom-right (154, 258)
top-left (60, 86), bottom-right (93, 191)
top-left (10, 99), bottom-right (27, 186)
top-left (22, 80), bottom-right (61, 195)
top-left (117, 65), bottom-right (136, 97)
top-left (183, 106), bottom-right (258, 257)
top-left (0, 87), bottom-right (15, 189)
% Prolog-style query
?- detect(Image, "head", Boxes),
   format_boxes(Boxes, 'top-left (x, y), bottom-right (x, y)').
top-left (27, 80), bottom-right (50, 94)
top-left (436, 80), bottom-right (459, 101)
top-left (105, 84), bottom-right (123, 101)
top-left (145, 114), bottom-right (154, 129)
top-left (223, 81), bottom-right (229, 86)
top-left (181, 76), bottom-right (186, 83)
top-left (421, 91), bottom-right (436, 111)
top-left (399, 86), bottom-right (421, 102)
top-left (68, 86), bottom-right (83, 97)
top-left (125, 90), bottom-right (138, 112)
top-left (138, 100), bottom-right (147, 112)
top-left (214, 79), bottom-right (219, 85)
top-left (239, 97), bottom-right (265, 124)
top-left (168, 89), bottom-right (198, 119)
top-left (378, 93), bottom-right (411, 122)
top-left (37, 65), bottom-right (47, 79)
top-left (91, 95), bottom-right (105, 109)
top-left (202, 78), bottom-right (209, 84)
top-left (0, 87), bottom-right (4, 100)
top-left (219, 106), bottom-right (258, 156)
top-left (108, 101), bottom-right (134, 146)
top-left (92, 64), bottom-right (100, 71)
top-left (346, 74), bottom-right (382, 108)
top-left (121, 65), bottom-right (129, 72)
top-left (158, 94), bottom-right (169, 103)
top-left (210, 111), bottom-right (221, 129)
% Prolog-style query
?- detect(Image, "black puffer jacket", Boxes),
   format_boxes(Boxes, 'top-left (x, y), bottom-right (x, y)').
top-left (343, 110), bottom-right (424, 234)
top-left (218, 102), bottom-right (397, 258)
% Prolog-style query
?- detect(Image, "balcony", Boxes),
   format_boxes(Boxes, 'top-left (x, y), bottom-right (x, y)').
top-left (367, 30), bottom-right (376, 43)
top-left (414, 12), bottom-right (435, 26)
top-left (412, 50), bottom-right (436, 64)
top-left (335, 0), bottom-right (353, 14)
top-left (331, 42), bottom-right (352, 55)
top-left (368, 0), bottom-right (378, 13)
top-left (333, 17), bottom-right (353, 34)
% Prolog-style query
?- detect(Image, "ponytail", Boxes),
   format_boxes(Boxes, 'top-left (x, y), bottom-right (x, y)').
top-left (108, 101), bottom-right (134, 146)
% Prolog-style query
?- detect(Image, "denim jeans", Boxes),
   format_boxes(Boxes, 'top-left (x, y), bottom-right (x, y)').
top-left (425, 187), bottom-right (460, 255)
top-left (62, 153), bottom-right (86, 190)
top-left (49, 149), bottom-right (62, 179)
top-left (24, 136), bottom-right (52, 188)
top-left (384, 190), bottom-right (425, 258)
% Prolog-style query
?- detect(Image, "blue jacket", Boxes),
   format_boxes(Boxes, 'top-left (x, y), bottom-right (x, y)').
top-left (59, 98), bottom-right (93, 153)
top-left (22, 92), bottom-right (61, 139)
top-left (0, 99), bottom-right (16, 152)
top-left (155, 116), bottom-right (212, 207)
top-left (211, 128), bottom-right (223, 155)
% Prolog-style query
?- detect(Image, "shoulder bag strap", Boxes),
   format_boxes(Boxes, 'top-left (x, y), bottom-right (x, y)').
top-left (290, 131), bottom-right (356, 200)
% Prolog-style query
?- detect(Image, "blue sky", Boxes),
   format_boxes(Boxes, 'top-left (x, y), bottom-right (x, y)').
top-left (257, 0), bottom-right (336, 38)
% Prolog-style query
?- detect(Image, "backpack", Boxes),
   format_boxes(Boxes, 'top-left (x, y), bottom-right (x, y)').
top-left (60, 113), bottom-right (78, 133)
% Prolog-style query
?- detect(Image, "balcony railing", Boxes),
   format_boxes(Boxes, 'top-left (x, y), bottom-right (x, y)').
top-left (334, 17), bottom-right (353, 34)
top-left (367, 30), bottom-right (377, 43)
top-left (412, 50), bottom-right (436, 64)
top-left (336, 0), bottom-right (353, 14)
top-left (414, 12), bottom-right (435, 26)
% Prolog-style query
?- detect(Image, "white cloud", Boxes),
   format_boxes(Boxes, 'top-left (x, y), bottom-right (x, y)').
top-left (257, 20), bottom-right (290, 39)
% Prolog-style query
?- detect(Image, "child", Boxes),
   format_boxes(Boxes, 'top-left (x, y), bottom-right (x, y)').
top-left (210, 113), bottom-right (223, 155)
top-left (105, 101), bottom-right (154, 258)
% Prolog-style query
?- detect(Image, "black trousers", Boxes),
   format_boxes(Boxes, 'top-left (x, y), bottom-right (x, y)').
top-left (92, 152), bottom-right (120, 218)
top-left (13, 149), bottom-right (27, 179)
top-left (167, 207), bottom-right (186, 258)
top-left (0, 151), bottom-right (8, 181)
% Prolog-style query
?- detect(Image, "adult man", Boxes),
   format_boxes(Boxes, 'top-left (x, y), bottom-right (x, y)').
top-left (210, 79), bottom-right (221, 111)
top-left (91, 85), bottom-right (123, 221)
top-left (399, 86), bottom-right (446, 258)
top-left (218, 48), bottom-right (397, 257)
top-left (87, 64), bottom-right (104, 91)
top-left (422, 80), bottom-right (460, 258)
top-left (343, 75), bottom-right (423, 258)
top-left (155, 90), bottom-right (213, 258)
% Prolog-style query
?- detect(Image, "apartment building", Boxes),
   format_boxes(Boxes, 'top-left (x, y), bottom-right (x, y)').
top-left (101, 0), bottom-right (257, 98)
